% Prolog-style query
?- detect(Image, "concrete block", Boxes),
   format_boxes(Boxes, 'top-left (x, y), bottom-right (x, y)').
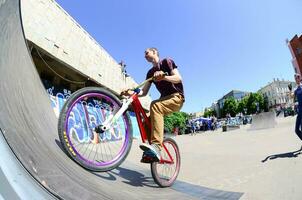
top-left (249, 111), bottom-right (277, 130)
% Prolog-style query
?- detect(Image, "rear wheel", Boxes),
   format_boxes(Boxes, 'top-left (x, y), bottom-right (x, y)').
top-left (58, 87), bottom-right (132, 172)
top-left (151, 137), bottom-right (180, 187)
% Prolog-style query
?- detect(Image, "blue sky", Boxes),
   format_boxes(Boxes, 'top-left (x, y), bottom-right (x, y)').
top-left (56, 0), bottom-right (302, 113)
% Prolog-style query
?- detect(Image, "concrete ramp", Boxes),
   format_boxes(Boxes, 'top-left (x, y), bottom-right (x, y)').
top-left (0, 0), bottom-right (116, 199)
top-left (249, 112), bottom-right (277, 131)
top-left (0, 0), bottom-right (243, 199)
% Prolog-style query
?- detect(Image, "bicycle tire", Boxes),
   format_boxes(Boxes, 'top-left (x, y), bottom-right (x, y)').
top-left (58, 87), bottom-right (133, 172)
top-left (151, 137), bottom-right (180, 187)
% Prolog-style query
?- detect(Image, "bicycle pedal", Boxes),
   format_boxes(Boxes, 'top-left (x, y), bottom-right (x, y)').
top-left (140, 152), bottom-right (159, 163)
top-left (141, 156), bottom-right (159, 163)
top-left (140, 156), bottom-right (153, 163)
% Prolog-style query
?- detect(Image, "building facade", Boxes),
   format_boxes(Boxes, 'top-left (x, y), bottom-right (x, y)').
top-left (288, 35), bottom-right (302, 75)
top-left (189, 111), bottom-right (204, 119)
top-left (258, 79), bottom-right (295, 109)
top-left (21, 0), bottom-right (151, 109)
top-left (211, 102), bottom-right (219, 117)
top-left (21, 0), bottom-right (151, 139)
top-left (217, 90), bottom-right (250, 118)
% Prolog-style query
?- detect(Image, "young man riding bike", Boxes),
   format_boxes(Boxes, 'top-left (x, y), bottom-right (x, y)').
top-left (122, 47), bottom-right (185, 162)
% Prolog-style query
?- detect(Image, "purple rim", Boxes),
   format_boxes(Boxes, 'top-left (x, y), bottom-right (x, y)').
top-left (64, 92), bottom-right (130, 167)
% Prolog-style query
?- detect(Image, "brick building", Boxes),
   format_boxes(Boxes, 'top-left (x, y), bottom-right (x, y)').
top-left (288, 35), bottom-right (302, 75)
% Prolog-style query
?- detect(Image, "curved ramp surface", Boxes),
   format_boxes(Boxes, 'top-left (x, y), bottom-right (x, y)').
top-left (0, 0), bottom-right (243, 199)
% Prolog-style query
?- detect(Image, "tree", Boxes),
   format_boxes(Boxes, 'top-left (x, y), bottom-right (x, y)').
top-left (164, 112), bottom-right (188, 134)
top-left (222, 97), bottom-right (238, 117)
top-left (203, 108), bottom-right (217, 118)
top-left (255, 92), bottom-right (264, 110)
top-left (246, 92), bottom-right (264, 114)
top-left (237, 96), bottom-right (248, 114)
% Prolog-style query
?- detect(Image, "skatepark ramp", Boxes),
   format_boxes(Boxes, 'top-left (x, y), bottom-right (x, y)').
top-left (0, 0), bottom-right (116, 199)
top-left (0, 0), bottom-right (243, 199)
top-left (249, 112), bottom-right (277, 131)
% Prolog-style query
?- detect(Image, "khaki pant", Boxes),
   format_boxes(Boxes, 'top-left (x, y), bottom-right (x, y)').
top-left (148, 93), bottom-right (184, 148)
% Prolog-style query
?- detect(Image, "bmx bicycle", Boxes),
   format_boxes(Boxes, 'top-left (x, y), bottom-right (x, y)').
top-left (58, 76), bottom-right (181, 187)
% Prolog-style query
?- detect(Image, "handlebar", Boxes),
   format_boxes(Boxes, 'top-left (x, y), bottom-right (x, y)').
top-left (132, 72), bottom-right (169, 91)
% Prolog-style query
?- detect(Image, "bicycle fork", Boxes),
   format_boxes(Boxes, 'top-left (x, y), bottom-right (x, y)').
top-left (95, 97), bottom-right (133, 133)
top-left (161, 144), bottom-right (174, 164)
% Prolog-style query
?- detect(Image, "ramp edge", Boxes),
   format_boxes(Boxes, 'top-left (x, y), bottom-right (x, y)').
top-left (0, 129), bottom-right (57, 200)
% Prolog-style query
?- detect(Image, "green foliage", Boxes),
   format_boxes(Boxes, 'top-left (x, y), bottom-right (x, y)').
top-left (164, 112), bottom-right (188, 134)
top-left (237, 95), bottom-right (248, 114)
top-left (222, 97), bottom-right (238, 117)
top-left (203, 108), bottom-right (217, 118)
top-left (207, 92), bottom-right (268, 119)
top-left (246, 92), bottom-right (264, 114)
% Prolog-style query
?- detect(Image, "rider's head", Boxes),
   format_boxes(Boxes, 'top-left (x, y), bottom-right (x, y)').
top-left (144, 47), bottom-right (159, 64)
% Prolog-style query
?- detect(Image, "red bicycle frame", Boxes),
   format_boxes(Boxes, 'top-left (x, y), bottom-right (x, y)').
top-left (130, 92), bottom-right (175, 164)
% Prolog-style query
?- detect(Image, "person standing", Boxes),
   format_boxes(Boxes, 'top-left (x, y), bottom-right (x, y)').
top-left (289, 73), bottom-right (302, 141)
top-left (190, 120), bottom-right (196, 136)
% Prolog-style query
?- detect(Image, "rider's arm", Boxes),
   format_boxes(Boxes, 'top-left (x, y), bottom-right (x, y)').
top-left (138, 80), bottom-right (152, 97)
top-left (162, 68), bottom-right (182, 84)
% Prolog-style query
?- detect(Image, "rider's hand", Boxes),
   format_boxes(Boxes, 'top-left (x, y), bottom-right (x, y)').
top-left (120, 89), bottom-right (132, 96)
top-left (153, 71), bottom-right (166, 82)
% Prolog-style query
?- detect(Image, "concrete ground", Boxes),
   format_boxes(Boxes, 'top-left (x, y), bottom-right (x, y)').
top-left (125, 116), bottom-right (302, 200)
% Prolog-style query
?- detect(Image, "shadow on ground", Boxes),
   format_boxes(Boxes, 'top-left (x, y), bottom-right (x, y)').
top-left (92, 166), bottom-right (158, 188)
top-left (262, 146), bottom-right (302, 163)
top-left (93, 166), bottom-right (244, 200)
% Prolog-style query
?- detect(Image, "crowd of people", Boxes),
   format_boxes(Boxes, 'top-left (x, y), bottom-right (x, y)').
top-left (187, 116), bottom-right (217, 135)
top-left (186, 114), bottom-right (254, 135)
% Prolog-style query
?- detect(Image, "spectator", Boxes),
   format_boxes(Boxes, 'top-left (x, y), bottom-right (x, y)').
top-left (288, 74), bottom-right (302, 143)
top-left (190, 120), bottom-right (196, 136)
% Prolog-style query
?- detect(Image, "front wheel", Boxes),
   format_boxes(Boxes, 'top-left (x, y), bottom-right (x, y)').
top-left (58, 87), bottom-right (133, 172)
top-left (151, 137), bottom-right (180, 187)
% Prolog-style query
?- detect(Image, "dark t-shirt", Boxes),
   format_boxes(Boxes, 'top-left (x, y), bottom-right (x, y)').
top-left (146, 58), bottom-right (184, 98)
top-left (295, 85), bottom-right (302, 114)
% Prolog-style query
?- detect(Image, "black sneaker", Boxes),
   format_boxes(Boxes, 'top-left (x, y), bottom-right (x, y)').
top-left (139, 143), bottom-right (161, 161)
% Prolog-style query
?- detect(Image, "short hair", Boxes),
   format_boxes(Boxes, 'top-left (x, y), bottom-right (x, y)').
top-left (295, 73), bottom-right (301, 78)
top-left (146, 47), bottom-right (159, 56)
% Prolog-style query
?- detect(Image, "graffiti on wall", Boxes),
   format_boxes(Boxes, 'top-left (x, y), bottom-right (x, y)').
top-left (46, 85), bottom-right (71, 117)
top-left (43, 80), bottom-right (140, 139)
top-left (66, 98), bottom-right (126, 142)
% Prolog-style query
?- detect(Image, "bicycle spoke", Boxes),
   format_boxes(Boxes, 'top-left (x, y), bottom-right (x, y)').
top-left (59, 87), bottom-right (132, 171)
top-left (151, 138), bottom-right (180, 187)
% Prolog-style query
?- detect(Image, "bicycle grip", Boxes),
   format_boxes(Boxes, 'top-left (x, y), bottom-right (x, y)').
top-left (132, 72), bottom-right (169, 91)
top-left (133, 88), bottom-right (141, 93)
top-left (152, 72), bottom-right (168, 79)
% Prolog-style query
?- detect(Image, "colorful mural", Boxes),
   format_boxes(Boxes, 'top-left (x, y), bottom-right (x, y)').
top-left (43, 80), bottom-right (141, 139)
